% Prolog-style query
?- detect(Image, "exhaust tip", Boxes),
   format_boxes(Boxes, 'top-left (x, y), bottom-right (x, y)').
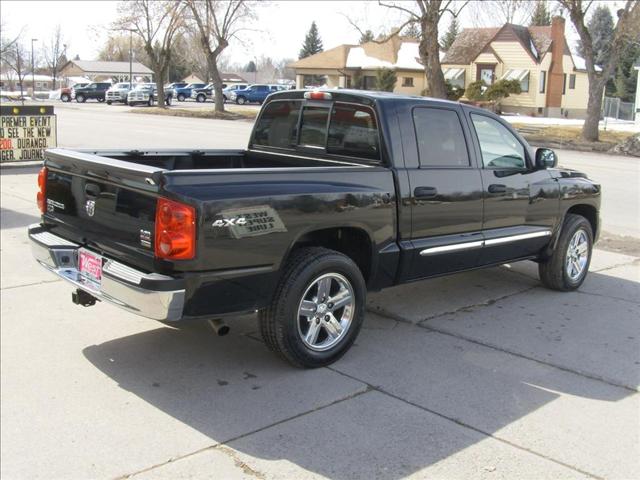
top-left (207, 318), bottom-right (230, 336)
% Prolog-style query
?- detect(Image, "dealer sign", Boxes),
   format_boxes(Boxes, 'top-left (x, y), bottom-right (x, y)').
top-left (0, 105), bottom-right (57, 162)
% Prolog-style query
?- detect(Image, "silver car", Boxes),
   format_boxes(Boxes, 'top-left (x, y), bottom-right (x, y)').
top-left (106, 82), bottom-right (134, 105)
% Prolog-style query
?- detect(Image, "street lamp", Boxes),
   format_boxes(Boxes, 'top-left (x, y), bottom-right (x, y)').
top-left (31, 38), bottom-right (38, 101)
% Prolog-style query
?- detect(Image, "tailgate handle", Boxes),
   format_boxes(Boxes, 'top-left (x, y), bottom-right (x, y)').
top-left (84, 183), bottom-right (101, 198)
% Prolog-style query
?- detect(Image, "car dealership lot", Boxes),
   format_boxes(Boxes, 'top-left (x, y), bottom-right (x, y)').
top-left (1, 105), bottom-right (639, 479)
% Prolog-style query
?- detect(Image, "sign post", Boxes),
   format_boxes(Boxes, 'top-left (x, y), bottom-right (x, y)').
top-left (0, 105), bottom-right (57, 163)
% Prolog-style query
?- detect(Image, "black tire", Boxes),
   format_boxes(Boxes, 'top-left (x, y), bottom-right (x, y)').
top-left (259, 247), bottom-right (366, 368)
top-left (60, 93), bottom-right (70, 102)
top-left (76, 94), bottom-right (85, 103)
top-left (106, 100), bottom-right (112, 105)
top-left (177, 93), bottom-right (185, 101)
top-left (539, 213), bottom-right (593, 291)
top-left (97, 97), bottom-right (105, 103)
top-left (236, 96), bottom-right (246, 105)
top-left (148, 96), bottom-right (154, 107)
top-left (165, 96), bottom-right (172, 106)
top-left (196, 94), bottom-right (206, 103)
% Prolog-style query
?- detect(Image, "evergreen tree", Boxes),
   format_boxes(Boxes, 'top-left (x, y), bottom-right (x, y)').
top-left (375, 68), bottom-right (397, 91)
top-left (245, 60), bottom-right (256, 72)
top-left (440, 18), bottom-right (459, 51)
top-left (576, 5), bottom-right (614, 67)
top-left (530, 1), bottom-right (551, 26)
top-left (299, 21), bottom-right (323, 59)
top-left (612, 43), bottom-right (640, 102)
top-left (359, 30), bottom-right (374, 44)
top-left (403, 22), bottom-right (421, 40)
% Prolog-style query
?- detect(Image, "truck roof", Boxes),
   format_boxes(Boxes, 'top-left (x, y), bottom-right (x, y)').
top-left (268, 88), bottom-right (463, 108)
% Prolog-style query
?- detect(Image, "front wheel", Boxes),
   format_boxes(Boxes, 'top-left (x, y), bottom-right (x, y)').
top-left (177, 93), bottom-right (185, 101)
top-left (539, 213), bottom-right (593, 291)
top-left (106, 100), bottom-right (112, 105)
top-left (165, 96), bottom-right (172, 106)
top-left (76, 94), bottom-right (85, 103)
top-left (148, 96), bottom-right (154, 107)
top-left (97, 97), bottom-right (105, 103)
top-left (236, 96), bottom-right (246, 105)
top-left (196, 94), bottom-right (206, 103)
top-left (60, 93), bottom-right (70, 102)
top-left (259, 247), bottom-right (366, 368)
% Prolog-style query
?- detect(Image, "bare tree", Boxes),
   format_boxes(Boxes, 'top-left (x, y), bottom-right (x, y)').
top-left (42, 25), bottom-right (67, 90)
top-left (186, 0), bottom-right (254, 112)
top-left (559, 0), bottom-right (639, 141)
top-left (0, 20), bottom-right (24, 58)
top-left (469, 0), bottom-right (534, 27)
top-left (1, 40), bottom-right (29, 105)
top-left (114, 0), bottom-right (185, 109)
top-left (374, 1), bottom-right (469, 99)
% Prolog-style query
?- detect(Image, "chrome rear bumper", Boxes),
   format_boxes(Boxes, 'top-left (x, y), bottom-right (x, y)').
top-left (28, 224), bottom-right (185, 321)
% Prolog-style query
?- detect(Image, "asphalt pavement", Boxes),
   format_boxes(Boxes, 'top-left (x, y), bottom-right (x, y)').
top-left (1, 102), bottom-right (638, 479)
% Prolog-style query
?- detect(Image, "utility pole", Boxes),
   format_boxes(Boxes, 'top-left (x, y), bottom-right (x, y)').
top-left (129, 30), bottom-right (133, 86)
top-left (31, 38), bottom-right (38, 101)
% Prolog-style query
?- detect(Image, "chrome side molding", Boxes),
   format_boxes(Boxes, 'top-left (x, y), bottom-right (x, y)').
top-left (420, 230), bottom-right (551, 256)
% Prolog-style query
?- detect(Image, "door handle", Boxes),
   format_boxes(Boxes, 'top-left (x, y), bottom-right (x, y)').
top-left (414, 186), bottom-right (438, 199)
top-left (84, 183), bottom-right (101, 198)
top-left (488, 184), bottom-right (507, 194)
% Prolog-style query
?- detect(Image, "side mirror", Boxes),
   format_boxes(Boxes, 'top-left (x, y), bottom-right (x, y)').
top-left (535, 148), bottom-right (557, 169)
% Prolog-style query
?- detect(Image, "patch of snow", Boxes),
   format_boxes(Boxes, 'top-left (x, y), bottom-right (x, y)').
top-left (529, 39), bottom-right (538, 59)
top-left (346, 42), bottom-right (425, 70)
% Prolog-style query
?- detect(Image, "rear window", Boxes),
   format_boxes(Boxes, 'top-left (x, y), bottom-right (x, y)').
top-left (253, 100), bottom-right (379, 161)
top-left (253, 101), bottom-right (301, 149)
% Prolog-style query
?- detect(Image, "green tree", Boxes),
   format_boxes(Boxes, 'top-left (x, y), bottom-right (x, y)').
top-left (299, 21), bottom-right (323, 59)
top-left (485, 79), bottom-right (522, 101)
top-left (612, 43), bottom-right (639, 102)
top-left (440, 18), bottom-right (459, 51)
top-left (375, 68), bottom-right (396, 91)
top-left (445, 80), bottom-right (464, 100)
top-left (576, 5), bottom-right (614, 68)
top-left (403, 22), bottom-right (420, 40)
top-left (245, 60), bottom-right (256, 72)
top-left (529, 1), bottom-right (551, 26)
top-left (359, 30), bottom-right (374, 44)
top-left (464, 80), bottom-right (485, 101)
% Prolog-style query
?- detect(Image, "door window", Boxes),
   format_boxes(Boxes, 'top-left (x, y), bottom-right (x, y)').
top-left (413, 108), bottom-right (469, 167)
top-left (471, 114), bottom-right (526, 169)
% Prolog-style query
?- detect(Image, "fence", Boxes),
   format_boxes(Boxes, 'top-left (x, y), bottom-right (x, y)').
top-left (602, 96), bottom-right (636, 121)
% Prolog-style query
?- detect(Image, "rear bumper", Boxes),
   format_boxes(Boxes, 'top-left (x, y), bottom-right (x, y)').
top-left (28, 224), bottom-right (185, 321)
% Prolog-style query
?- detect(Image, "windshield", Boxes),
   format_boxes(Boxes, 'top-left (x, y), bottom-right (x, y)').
top-left (134, 84), bottom-right (154, 91)
top-left (114, 83), bottom-right (130, 89)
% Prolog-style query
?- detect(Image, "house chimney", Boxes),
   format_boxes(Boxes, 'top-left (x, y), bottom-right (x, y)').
top-left (546, 16), bottom-right (565, 108)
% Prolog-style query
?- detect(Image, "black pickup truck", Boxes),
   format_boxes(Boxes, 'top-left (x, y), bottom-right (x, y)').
top-left (29, 89), bottom-right (601, 368)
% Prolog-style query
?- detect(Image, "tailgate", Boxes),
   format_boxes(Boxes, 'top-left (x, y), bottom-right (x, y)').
top-left (43, 148), bottom-right (163, 270)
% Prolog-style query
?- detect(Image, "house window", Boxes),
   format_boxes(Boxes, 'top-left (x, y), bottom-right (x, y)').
top-left (562, 74), bottom-right (567, 95)
top-left (402, 77), bottom-right (414, 87)
top-left (502, 69), bottom-right (529, 92)
top-left (539, 71), bottom-right (546, 93)
top-left (569, 74), bottom-right (576, 89)
top-left (363, 76), bottom-right (376, 90)
top-left (444, 68), bottom-right (465, 89)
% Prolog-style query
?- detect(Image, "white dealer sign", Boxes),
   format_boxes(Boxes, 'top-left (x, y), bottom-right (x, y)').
top-left (0, 105), bottom-right (57, 162)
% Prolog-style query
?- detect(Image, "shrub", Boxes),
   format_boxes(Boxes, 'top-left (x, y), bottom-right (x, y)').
top-left (445, 80), bottom-right (465, 100)
top-left (375, 68), bottom-right (397, 92)
top-left (465, 80), bottom-right (486, 101)
top-left (485, 79), bottom-right (522, 101)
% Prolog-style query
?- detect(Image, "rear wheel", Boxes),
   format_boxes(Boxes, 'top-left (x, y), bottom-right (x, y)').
top-left (196, 94), bottom-right (206, 103)
top-left (106, 100), bottom-right (112, 105)
top-left (177, 93), bottom-right (185, 101)
top-left (539, 214), bottom-right (593, 291)
top-left (76, 94), bottom-right (85, 103)
top-left (60, 93), bottom-right (70, 102)
top-left (97, 97), bottom-right (105, 103)
top-left (165, 96), bottom-right (172, 106)
top-left (236, 96), bottom-right (246, 105)
top-left (148, 96), bottom-right (154, 107)
top-left (259, 247), bottom-right (366, 368)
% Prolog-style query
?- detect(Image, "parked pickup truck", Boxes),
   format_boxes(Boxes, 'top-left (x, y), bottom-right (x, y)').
top-left (74, 82), bottom-right (112, 103)
top-left (106, 82), bottom-right (134, 105)
top-left (29, 89), bottom-right (601, 368)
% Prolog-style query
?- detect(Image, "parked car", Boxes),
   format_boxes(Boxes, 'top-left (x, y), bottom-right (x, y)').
top-left (222, 84), bottom-right (248, 102)
top-left (229, 84), bottom-right (278, 104)
top-left (190, 83), bottom-right (217, 103)
top-left (127, 83), bottom-right (173, 106)
top-left (60, 83), bottom-right (89, 102)
top-left (174, 83), bottom-right (207, 102)
top-left (74, 82), bottom-right (111, 103)
top-left (105, 82), bottom-right (134, 105)
top-left (166, 82), bottom-right (188, 91)
top-left (29, 89), bottom-right (601, 368)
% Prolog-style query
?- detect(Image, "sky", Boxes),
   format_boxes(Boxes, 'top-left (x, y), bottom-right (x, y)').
top-left (0, 0), bottom-right (627, 67)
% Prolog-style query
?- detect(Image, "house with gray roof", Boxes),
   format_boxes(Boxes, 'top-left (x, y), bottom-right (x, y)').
top-left (59, 60), bottom-right (154, 82)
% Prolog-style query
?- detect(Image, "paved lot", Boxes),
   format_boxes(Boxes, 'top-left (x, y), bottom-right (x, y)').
top-left (1, 104), bottom-right (639, 479)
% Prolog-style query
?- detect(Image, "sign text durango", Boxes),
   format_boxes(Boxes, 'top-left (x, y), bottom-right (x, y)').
top-left (0, 105), bottom-right (57, 162)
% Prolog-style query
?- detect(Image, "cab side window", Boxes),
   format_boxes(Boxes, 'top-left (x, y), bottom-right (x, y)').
top-left (412, 107), bottom-right (469, 167)
top-left (471, 114), bottom-right (526, 169)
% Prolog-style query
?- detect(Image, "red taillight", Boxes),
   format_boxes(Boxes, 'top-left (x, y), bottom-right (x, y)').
top-left (155, 197), bottom-right (196, 260)
top-left (304, 90), bottom-right (332, 100)
top-left (37, 167), bottom-right (47, 213)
